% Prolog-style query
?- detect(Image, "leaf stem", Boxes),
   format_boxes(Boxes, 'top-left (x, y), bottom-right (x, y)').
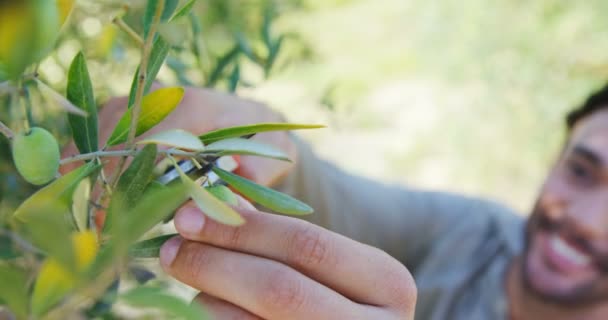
top-left (112, 17), bottom-right (144, 47)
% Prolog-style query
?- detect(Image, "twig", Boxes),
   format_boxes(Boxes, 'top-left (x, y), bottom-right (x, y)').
top-left (0, 121), bottom-right (14, 140)
top-left (60, 149), bottom-right (200, 165)
top-left (112, 17), bottom-right (144, 47)
top-left (110, 0), bottom-right (166, 190)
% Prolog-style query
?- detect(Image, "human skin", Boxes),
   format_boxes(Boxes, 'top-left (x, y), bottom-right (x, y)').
top-left (508, 109), bottom-right (608, 319)
top-left (62, 87), bottom-right (417, 319)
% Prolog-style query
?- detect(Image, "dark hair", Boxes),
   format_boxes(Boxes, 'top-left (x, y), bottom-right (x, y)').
top-left (567, 83), bottom-right (608, 130)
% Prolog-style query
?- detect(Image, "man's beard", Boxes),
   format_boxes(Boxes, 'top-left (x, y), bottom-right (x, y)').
top-left (521, 204), bottom-right (608, 306)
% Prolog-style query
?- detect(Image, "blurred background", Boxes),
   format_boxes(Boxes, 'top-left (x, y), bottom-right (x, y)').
top-left (3, 0), bottom-right (608, 214)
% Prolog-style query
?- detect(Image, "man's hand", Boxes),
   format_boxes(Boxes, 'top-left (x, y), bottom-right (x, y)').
top-left (160, 199), bottom-right (417, 320)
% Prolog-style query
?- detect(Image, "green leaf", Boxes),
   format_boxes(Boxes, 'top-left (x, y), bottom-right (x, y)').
top-left (0, 235), bottom-right (20, 260)
top-left (137, 129), bottom-right (204, 151)
top-left (205, 138), bottom-right (290, 161)
top-left (206, 185), bottom-right (238, 206)
top-left (66, 51), bottom-right (98, 154)
top-left (265, 35), bottom-right (284, 76)
top-left (207, 46), bottom-right (240, 87)
top-left (182, 174), bottom-right (244, 226)
top-left (13, 162), bottom-right (102, 222)
top-left (105, 145), bottom-right (158, 233)
top-left (129, 234), bottom-right (176, 258)
top-left (128, 36), bottom-right (170, 107)
top-left (111, 183), bottom-right (189, 247)
top-left (121, 286), bottom-right (210, 320)
top-left (107, 87), bottom-right (185, 146)
top-left (22, 202), bottom-right (76, 271)
top-left (212, 167), bottom-right (313, 215)
top-left (0, 264), bottom-right (29, 319)
top-left (170, 0), bottom-right (196, 22)
top-left (199, 123), bottom-right (325, 145)
top-left (72, 178), bottom-right (91, 232)
top-left (235, 32), bottom-right (257, 62)
top-left (228, 63), bottom-right (240, 93)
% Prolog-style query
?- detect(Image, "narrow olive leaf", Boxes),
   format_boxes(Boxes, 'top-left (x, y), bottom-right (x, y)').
top-left (66, 51), bottom-right (99, 154)
top-left (129, 266), bottom-right (156, 284)
top-left (104, 145), bottom-right (158, 233)
top-left (207, 46), bottom-right (240, 87)
top-left (112, 183), bottom-right (189, 247)
top-left (129, 234), bottom-right (176, 258)
top-left (228, 63), bottom-right (240, 93)
top-left (206, 185), bottom-right (238, 206)
top-left (182, 174), bottom-right (244, 226)
top-left (265, 35), bottom-right (284, 76)
top-left (13, 162), bottom-right (102, 222)
top-left (235, 32), bottom-right (257, 62)
top-left (107, 87), bottom-right (185, 146)
top-left (205, 138), bottom-right (290, 161)
top-left (0, 264), bottom-right (29, 319)
top-left (22, 201), bottom-right (76, 271)
top-left (72, 178), bottom-right (91, 231)
top-left (137, 129), bottom-right (204, 151)
top-left (128, 36), bottom-right (170, 107)
top-left (200, 123), bottom-right (325, 145)
top-left (169, 0), bottom-right (196, 22)
top-left (121, 286), bottom-right (210, 320)
top-left (212, 167), bottom-right (313, 215)
top-left (36, 79), bottom-right (87, 116)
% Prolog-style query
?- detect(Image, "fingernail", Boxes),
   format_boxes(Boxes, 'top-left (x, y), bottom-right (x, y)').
top-left (160, 236), bottom-right (183, 269)
top-left (175, 207), bottom-right (205, 236)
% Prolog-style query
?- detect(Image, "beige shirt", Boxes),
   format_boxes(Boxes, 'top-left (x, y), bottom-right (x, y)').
top-left (279, 139), bottom-right (525, 320)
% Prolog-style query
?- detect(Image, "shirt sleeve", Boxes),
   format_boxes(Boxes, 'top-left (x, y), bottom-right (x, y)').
top-left (276, 136), bottom-right (496, 270)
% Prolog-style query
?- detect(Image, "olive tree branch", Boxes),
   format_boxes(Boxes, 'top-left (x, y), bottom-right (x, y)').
top-left (110, 0), bottom-right (165, 189)
top-left (112, 17), bottom-right (144, 47)
top-left (60, 148), bottom-right (201, 165)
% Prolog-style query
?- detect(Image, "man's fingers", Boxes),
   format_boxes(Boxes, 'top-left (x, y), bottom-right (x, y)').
top-left (193, 293), bottom-right (262, 320)
top-left (160, 237), bottom-right (379, 320)
top-left (173, 206), bottom-right (416, 309)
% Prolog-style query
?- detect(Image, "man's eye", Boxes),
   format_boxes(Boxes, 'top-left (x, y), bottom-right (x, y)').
top-left (566, 159), bottom-right (595, 186)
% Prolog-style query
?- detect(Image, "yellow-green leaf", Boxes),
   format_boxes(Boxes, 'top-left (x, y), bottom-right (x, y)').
top-left (106, 87), bottom-right (185, 146)
top-left (137, 129), bottom-right (205, 151)
top-left (205, 138), bottom-right (290, 161)
top-left (184, 176), bottom-right (244, 226)
top-left (199, 123), bottom-right (325, 145)
top-left (31, 231), bottom-right (98, 316)
top-left (71, 178), bottom-right (91, 231)
top-left (212, 167), bottom-right (313, 215)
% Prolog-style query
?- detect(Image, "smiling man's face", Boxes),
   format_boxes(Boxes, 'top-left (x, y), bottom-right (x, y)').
top-left (524, 109), bottom-right (608, 305)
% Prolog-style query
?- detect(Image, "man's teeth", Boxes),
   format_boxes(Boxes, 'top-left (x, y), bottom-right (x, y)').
top-left (550, 235), bottom-right (592, 266)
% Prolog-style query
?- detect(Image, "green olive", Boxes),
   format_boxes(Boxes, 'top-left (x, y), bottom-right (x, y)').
top-left (12, 127), bottom-right (61, 185)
